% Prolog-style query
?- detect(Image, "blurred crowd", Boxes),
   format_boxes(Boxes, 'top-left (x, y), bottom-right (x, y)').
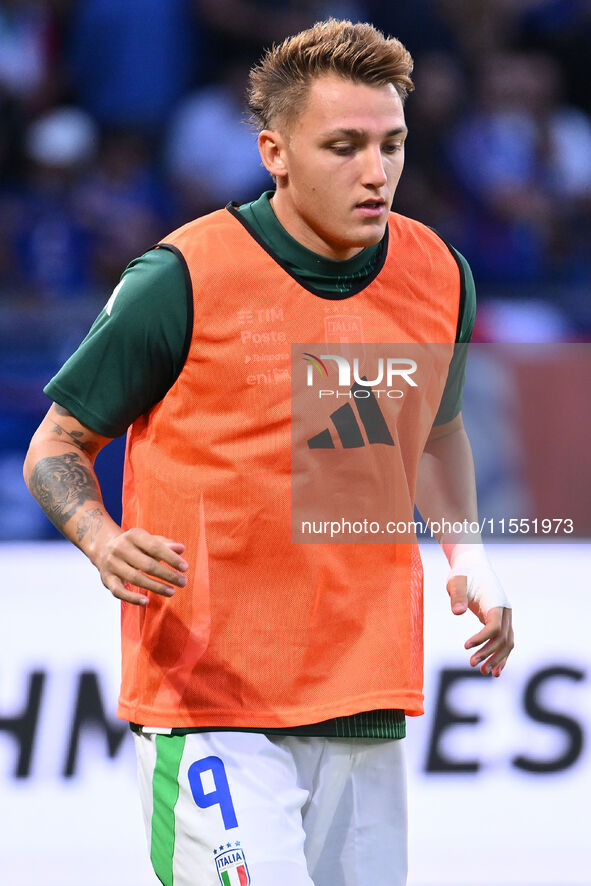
top-left (1, 0), bottom-right (591, 538)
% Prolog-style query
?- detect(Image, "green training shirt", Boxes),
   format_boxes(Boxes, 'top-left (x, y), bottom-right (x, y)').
top-left (45, 191), bottom-right (476, 740)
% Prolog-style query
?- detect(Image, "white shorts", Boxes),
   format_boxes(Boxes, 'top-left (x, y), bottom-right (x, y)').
top-left (134, 730), bottom-right (407, 886)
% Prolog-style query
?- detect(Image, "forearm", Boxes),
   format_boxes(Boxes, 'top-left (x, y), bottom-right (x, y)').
top-left (23, 415), bottom-right (120, 563)
top-left (416, 414), bottom-right (511, 622)
top-left (415, 416), bottom-right (480, 551)
top-left (25, 404), bottom-right (188, 606)
top-left (415, 416), bottom-right (513, 674)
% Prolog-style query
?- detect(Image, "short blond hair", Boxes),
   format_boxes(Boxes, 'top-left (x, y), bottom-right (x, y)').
top-left (248, 18), bottom-right (414, 131)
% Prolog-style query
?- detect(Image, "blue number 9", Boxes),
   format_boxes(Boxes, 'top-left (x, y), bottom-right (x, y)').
top-left (188, 755), bottom-right (238, 830)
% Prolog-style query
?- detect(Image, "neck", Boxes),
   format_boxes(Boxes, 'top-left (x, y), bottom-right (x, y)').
top-left (269, 192), bottom-right (365, 261)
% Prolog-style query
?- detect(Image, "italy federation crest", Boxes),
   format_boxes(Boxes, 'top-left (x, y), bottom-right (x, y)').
top-left (214, 844), bottom-right (250, 886)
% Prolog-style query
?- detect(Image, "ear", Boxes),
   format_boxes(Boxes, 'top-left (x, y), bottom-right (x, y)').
top-left (258, 129), bottom-right (289, 180)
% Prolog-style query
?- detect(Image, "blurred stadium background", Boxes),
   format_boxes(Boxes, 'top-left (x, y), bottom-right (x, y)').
top-left (0, 1), bottom-right (589, 884)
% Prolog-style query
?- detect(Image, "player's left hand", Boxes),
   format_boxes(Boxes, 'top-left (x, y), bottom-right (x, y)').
top-left (447, 574), bottom-right (514, 677)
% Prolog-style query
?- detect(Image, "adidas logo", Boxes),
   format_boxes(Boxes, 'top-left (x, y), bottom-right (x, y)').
top-left (307, 382), bottom-right (395, 449)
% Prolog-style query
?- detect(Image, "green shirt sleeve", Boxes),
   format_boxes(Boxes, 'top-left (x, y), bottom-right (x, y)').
top-left (44, 247), bottom-right (191, 437)
top-left (432, 247), bottom-right (476, 426)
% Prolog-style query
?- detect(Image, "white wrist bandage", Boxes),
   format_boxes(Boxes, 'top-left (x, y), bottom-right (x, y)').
top-left (445, 543), bottom-right (512, 617)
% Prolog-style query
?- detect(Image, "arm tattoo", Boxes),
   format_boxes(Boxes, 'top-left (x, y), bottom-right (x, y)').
top-left (76, 507), bottom-right (104, 544)
top-left (29, 453), bottom-right (101, 531)
top-left (49, 420), bottom-right (91, 453)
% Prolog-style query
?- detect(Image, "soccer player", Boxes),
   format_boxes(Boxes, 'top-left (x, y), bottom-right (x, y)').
top-left (24, 19), bottom-right (514, 886)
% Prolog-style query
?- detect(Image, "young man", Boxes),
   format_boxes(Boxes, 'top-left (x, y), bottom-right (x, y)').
top-left (24, 19), bottom-right (513, 886)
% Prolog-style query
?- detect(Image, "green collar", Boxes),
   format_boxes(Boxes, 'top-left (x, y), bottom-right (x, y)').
top-left (237, 190), bottom-right (384, 296)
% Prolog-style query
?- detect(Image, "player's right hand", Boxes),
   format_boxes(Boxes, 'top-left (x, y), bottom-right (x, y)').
top-left (93, 527), bottom-right (188, 606)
